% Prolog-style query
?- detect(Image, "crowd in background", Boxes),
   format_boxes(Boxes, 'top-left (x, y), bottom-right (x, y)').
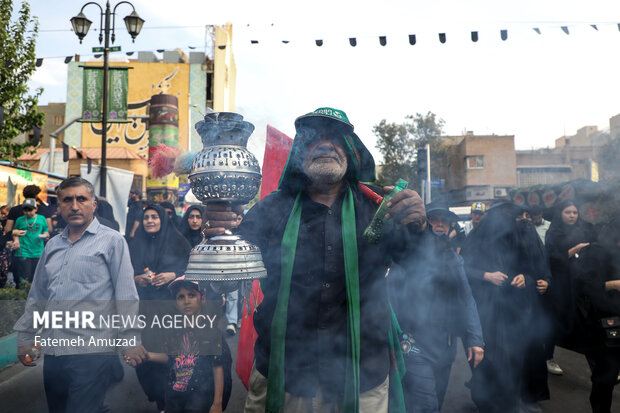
top-left (2, 182), bottom-right (620, 413)
top-left (3, 183), bottom-right (239, 412)
top-left (413, 199), bottom-right (620, 413)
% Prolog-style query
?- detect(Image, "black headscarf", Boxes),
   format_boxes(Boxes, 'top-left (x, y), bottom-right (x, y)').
top-left (159, 201), bottom-right (181, 228)
top-left (95, 198), bottom-right (120, 231)
top-left (545, 200), bottom-right (592, 255)
top-left (514, 210), bottom-right (550, 283)
top-left (179, 205), bottom-right (205, 248)
top-left (463, 202), bottom-right (522, 276)
top-left (129, 204), bottom-right (191, 299)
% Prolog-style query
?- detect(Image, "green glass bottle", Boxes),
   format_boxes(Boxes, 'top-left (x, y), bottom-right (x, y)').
top-left (363, 179), bottom-right (408, 243)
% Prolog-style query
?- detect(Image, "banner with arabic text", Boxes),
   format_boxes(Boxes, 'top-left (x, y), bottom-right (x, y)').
top-left (107, 67), bottom-right (129, 123)
top-left (81, 66), bottom-right (103, 122)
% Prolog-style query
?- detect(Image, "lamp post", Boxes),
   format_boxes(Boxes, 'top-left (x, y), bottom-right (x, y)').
top-left (70, 1), bottom-right (144, 197)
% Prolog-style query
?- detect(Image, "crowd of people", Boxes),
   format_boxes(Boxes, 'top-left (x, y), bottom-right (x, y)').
top-left (4, 106), bottom-right (620, 413)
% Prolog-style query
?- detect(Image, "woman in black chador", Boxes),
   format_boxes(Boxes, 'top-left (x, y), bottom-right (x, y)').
top-left (575, 217), bottom-right (620, 413)
top-left (179, 205), bottom-right (205, 248)
top-left (129, 204), bottom-right (192, 411)
top-left (461, 203), bottom-right (535, 413)
top-left (514, 208), bottom-right (552, 409)
top-left (545, 200), bottom-right (594, 355)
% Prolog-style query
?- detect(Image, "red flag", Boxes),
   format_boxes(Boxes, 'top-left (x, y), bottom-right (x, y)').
top-left (236, 280), bottom-right (265, 389)
top-left (236, 125), bottom-right (292, 388)
top-left (259, 125), bottom-right (293, 199)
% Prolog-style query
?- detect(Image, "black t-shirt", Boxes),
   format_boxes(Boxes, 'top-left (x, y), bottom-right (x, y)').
top-left (7, 201), bottom-right (53, 222)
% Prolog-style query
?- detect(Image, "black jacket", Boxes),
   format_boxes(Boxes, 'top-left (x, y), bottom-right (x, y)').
top-left (390, 229), bottom-right (483, 366)
top-left (574, 237), bottom-right (620, 351)
top-left (238, 185), bottom-right (415, 401)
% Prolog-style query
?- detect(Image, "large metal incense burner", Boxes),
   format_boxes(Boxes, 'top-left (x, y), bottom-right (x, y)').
top-left (185, 112), bottom-right (266, 293)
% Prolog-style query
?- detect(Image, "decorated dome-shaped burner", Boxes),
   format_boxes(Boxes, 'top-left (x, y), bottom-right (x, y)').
top-left (186, 112), bottom-right (266, 293)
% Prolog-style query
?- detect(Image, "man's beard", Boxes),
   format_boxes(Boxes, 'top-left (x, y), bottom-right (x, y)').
top-left (303, 155), bottom-right (348, 185)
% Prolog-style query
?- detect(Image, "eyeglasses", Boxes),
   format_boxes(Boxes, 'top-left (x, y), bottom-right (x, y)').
top-left (23, 208), bottom-right (34, 212)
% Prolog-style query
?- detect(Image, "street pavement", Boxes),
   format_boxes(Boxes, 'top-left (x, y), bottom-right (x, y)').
top-left (1, 335), bottom-right (619, 412)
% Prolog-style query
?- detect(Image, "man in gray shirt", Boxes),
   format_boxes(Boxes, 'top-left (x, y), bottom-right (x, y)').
top-left (14, 177), bottom-right (147, 413)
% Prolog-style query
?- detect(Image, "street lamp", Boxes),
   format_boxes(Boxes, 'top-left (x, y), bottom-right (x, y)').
top-left (70, 1), bottom-right (144, 197)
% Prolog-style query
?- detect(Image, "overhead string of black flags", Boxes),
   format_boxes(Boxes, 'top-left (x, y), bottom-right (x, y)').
top-left (30, 20), bottom-right (620, 66)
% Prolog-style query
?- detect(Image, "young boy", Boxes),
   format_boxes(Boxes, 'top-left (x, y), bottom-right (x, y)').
top-left (12, 198), bottom-right (49, 287)
top-left (130, 276), bottom-right (231, 413)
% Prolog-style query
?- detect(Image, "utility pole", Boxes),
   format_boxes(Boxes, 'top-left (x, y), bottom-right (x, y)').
top-left (425, 143), bottom-right (431, 204)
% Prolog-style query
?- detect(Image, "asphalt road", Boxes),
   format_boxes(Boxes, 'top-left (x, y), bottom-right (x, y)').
top-left (1, 335), bottom-right (619, 413)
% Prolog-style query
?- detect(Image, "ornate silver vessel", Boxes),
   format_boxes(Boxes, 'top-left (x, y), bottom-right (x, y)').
top-left (185, 112), bottom-right (266, 293)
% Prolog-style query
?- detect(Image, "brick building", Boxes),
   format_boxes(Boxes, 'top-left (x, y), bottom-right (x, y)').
top-left (444, 133), bottom-right (516, 205)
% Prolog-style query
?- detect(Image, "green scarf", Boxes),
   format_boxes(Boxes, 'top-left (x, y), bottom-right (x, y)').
top-left (265, 188), bottom-right (361, 413)
top-left (388, 305), bottom-right (407, 413)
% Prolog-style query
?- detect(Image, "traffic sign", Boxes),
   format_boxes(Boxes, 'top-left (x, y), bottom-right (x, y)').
top-left (92, 47), bottom-right (104, 52)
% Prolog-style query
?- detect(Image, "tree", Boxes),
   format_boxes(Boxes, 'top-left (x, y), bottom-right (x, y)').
top-left (373, 112), bottom-right (447, 195)
top-left (0, 0), bottom-right (44, 162)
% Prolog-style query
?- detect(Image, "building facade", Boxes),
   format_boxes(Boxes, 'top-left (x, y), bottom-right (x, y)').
top-left (19, 24), bottom-right (236, 196)
top-left (444, 133), bottom-right (516, 205)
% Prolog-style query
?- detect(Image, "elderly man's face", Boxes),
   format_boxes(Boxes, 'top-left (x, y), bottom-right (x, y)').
top-left (302, 132), bottom-right (348, 185)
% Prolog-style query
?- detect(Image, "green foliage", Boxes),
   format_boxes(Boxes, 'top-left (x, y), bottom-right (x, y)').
top-left (0, 0), bottom-right (44, 161)
top-left (373, 112), bottom-right (447, 193)
top-left (0, 281), bottom-right (30, 337)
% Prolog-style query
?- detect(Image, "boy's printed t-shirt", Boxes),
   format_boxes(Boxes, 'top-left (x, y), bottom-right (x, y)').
top-left (167, 329), bottom-right (225, 393)
top-left (14, 214), bottom-right (47, 258)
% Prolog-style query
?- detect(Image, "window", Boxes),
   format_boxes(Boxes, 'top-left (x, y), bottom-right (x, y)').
top-left (132, 175), bottom-right (144, 194)
top-left (466, 155), bottom-right (484, 169)
top-left (54, 115), bottom-right (64, 125)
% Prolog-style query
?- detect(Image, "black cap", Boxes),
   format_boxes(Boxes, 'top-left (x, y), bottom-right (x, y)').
top-left (426, 202), bottom-right (459, 222)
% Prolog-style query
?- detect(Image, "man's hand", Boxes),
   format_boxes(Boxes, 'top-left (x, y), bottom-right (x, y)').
top-left (468, 346), bottom-right (484, 368)
top-left (483, 271), bottom-right (508, 286)
top-left (12, 238), bottom-right (20, 250)
top-left (123, 345), bottom-right (148, 366)
top-left (204, 203), bottom-right (245, 238)
top-left (134, 274), bottom-right (151, 288)
top-left (511, 274), bottom-right (526, 289)
top-left (17, 345), bottom-right (40, 367)
top-left (151, 272), bottom-right (176, 287)
top-left (536, 279), bottom-right (549, 294)
top-left (383, 187), bottom-right (426, 228)
top-left (12, 229), bottom-right (26, 237)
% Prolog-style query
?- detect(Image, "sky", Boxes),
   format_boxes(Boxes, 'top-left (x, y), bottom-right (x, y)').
top-left (24, 0), bottom-right (620, 163)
